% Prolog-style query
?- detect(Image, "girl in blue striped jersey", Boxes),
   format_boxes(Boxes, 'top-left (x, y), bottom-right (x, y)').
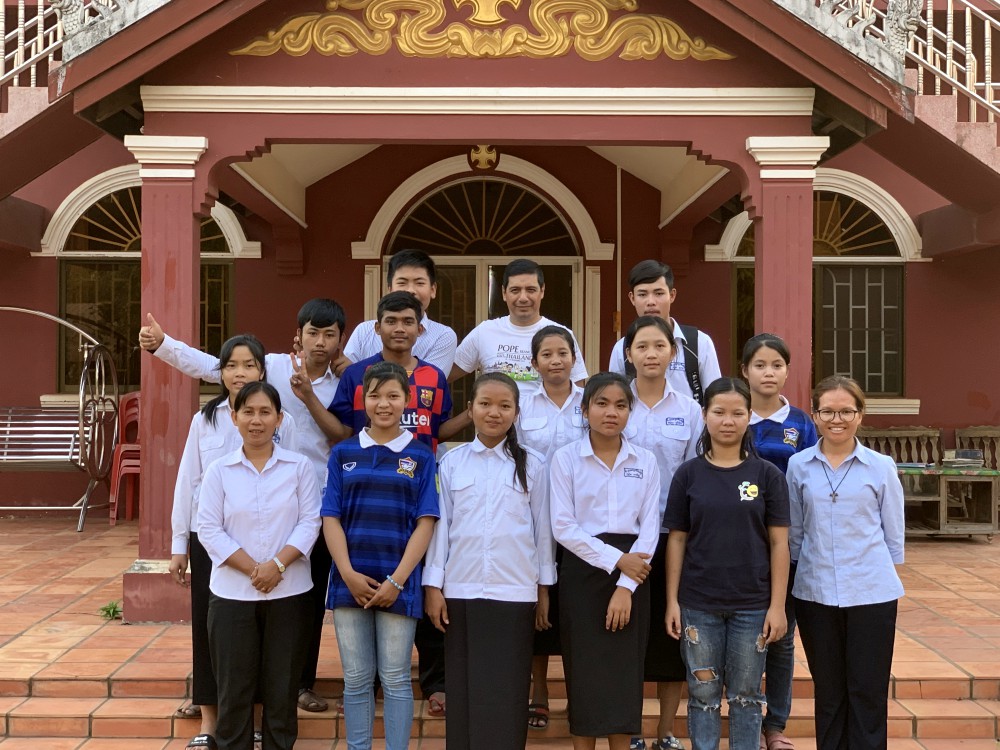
top-left (321, 361), bottom-right (440, 750)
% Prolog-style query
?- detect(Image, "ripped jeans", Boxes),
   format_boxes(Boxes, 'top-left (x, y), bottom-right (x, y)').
top-left (680, 607), bottom-right (769, 750)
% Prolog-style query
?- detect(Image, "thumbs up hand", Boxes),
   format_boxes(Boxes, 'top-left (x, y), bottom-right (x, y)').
top-left (138, 312), bottom-right (165, 352)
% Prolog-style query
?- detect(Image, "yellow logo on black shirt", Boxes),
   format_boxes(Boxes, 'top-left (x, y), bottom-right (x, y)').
top-left (738, 481), bottom-right (759, 502)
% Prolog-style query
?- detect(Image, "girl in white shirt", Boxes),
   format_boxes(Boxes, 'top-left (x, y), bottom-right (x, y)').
top-left (424, 372), bottom-right (556, 750)
top-left (517, 325), bottom-right (587, 730)
top-left (550, 372), bottom-right (661, 750)
top-left (197, 381), bottom-right (320, 750)
top-left (167, 334), bottom-right (295, 750)
top-left (622, 316), bottom-right (702, 750)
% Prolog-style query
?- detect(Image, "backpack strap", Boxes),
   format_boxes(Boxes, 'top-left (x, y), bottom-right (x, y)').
top-left (678, 324), bottom-right (703, 406)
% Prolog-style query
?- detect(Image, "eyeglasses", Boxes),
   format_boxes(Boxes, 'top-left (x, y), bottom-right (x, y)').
top-left (815, 409), bottom-right (860, 422)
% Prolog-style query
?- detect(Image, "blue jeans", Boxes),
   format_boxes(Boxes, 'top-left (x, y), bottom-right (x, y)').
top-left (762, 599), bottom-right (796, 733)
top-left (680, 608), bottom-right (768, 750)
top-left (333, 607), bottom-right (417, 750)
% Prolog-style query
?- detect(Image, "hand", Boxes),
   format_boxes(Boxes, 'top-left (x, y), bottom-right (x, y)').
top-left (606, 587), bottom-right (632, 631)
top-left (288, 353), bottom-right (315, 402)
top-left (615, 552), bottom-right (652, 584)
top-left (535, 585), bottom-right (552, 631)
top-left (343, 569), bottom-right (380, 607)
top-left (138, 313), bottom-right (164, 352)
top-left (168, 554), bottom-right (189, 587)
top-left (665, 600), bottom-right (682, 640)
top-left (332, 354), bottom-right (351, 378)
top-left (250, 560), bottom-right (283, 593)
top-left (366, 578), bottom-right (402, 609)
top-left (762, 605), bottom-right (787, 644)
top-left (424, 586), bottom-right (449, 632)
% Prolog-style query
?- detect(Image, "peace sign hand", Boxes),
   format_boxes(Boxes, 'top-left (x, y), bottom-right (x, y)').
top-left (288, 352), bottom-right (314, 402)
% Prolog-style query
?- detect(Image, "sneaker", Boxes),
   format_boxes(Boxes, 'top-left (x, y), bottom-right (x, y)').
top-left (652, 738), bottom-right (686, 750)
top-left (630, 739), bottom-right (647, 750)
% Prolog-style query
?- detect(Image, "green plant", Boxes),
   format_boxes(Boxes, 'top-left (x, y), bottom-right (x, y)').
top-left (99, 600), bottom-right (123, 621)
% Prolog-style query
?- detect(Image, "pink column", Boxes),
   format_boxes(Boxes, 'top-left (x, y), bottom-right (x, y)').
top-left (747, 137), bottom-right (829, 411)
top-left (123, 136), bottom-right (208, 622)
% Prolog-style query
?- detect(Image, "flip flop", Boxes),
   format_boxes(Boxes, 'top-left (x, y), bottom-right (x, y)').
top-left (185, 735), bottom-right (217, 750)
top-left (427, 691), bottom-right (446, 716)
top-left (527, 702), bottom-right (549, 729)
top-left (254, 729), bottom-right (263, 750)
top-left (765, 731), bottom-right (795, 750)
top-left (174, 703), bottom-right (202, 720)
top-left (297, 687), bottom-right (329, 712)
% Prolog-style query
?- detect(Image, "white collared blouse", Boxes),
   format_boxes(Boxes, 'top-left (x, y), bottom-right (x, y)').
top-left (549, 436), bottom-right (661, 592)
top-left (516, 383), bottom-right (586, 461)
top-left (197, 445), bottom-right (321, 601)
top-left (424, 437), bottom-right (556, 602)
top-left (171, 401), bottom-right (298, 555)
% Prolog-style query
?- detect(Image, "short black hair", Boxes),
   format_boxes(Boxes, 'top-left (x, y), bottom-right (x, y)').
top-left (297, 298), bottom-right (346, 333)
top-left (233, 380), bottom-right (282, 413)
top-left (628, 260), bottom-right (674, 291)
top-left (503, 259), bottom-right (544, 288)
top-left (388, 249), bottom-right (436, 286)
top-left (377, 290), bottom-right (423, 322)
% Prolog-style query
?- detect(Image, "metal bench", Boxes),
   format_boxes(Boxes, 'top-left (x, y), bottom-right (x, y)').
top-left (0, 307), bottom-right (119, 531)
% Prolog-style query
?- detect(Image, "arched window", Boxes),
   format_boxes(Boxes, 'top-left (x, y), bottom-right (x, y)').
top-left (710, 170), bottom-right (918, 397)
top-left (45, 169), bottom-right (253, 391)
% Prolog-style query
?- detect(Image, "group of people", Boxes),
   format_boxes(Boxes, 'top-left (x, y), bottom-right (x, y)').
top-left (138, 251), bottom-right (905, 750)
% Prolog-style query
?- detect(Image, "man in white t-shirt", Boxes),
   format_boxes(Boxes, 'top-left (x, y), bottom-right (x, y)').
top-left (450, 259), bottom-right (588, 388)
top-left (337, 249), bottom-right (458, 375)
top-left (609, 259), bottom-right (721, 405)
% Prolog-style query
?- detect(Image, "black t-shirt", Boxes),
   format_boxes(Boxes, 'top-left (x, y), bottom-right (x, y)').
top-left (662, 455), bottom-right (790, 611)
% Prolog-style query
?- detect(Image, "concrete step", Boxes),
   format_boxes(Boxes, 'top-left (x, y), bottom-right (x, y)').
top-left (2, 695), bottom-right (999, 741)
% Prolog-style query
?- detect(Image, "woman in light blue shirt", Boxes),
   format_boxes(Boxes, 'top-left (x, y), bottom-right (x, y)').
top-left (786, 375), bottom-right (904, 750)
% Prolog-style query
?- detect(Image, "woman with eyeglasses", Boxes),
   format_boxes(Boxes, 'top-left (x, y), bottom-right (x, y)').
top-left (786, 376), bottom-right (905, 750)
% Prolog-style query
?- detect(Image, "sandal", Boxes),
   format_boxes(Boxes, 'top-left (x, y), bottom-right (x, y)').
top-left (764, 731), bottom-right (795, 750)
top-left (253, 729), bottom-right (263, 750)
top-left (297, 687), bottom-right (329, 713)
top-left (427, 691), bottom-right (446, 716)
top-left (527, 702), bottom-right (549, 729)
top-left (174, 703), bottom-right (202, 719)
top-left (760, 733), bottom-right (768, 750)
top-left (185, 735), bottom-right (217, 750)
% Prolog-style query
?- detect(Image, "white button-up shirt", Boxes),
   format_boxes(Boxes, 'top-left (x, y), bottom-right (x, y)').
top-left (609, 319), bottom-right (722, 402)
top-left (516, 384), bottom-right (586, 461)
top-left (624, 380), bottom-right (702, 524)
top-left (787, 439), bottom-right (905, 607)
top-left (549, 437), bottom-right (661, 592)
top-left (154, 333), bottom-right (337, 485)
top-left (344, 313), bottom-right (458, 375)
top-left (197, 446), bottom-right (321, 601)
top-left (172, 401), bottom-right (298, 555)
top-left (424, 438), bottom-right (556, 602)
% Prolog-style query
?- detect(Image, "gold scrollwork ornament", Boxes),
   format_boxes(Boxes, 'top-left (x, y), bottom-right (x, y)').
top-left (230, 0), bottom-right (735, 61)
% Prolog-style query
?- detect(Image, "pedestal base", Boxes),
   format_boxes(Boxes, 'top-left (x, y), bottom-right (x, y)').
top-left (123, 559), bottom-right (192, 623)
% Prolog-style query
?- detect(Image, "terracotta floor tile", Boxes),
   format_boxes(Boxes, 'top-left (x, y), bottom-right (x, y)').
top-left (919, 740), bottom-right (1000, 749)
top-left (0, 739), bottom-right (85, 749)
top-left (56, 648), bottom-right (141, 664)
top-left (34, 662), bottom-right (119, 680)
top-left (112, 661), bottom-right (191, 680)
top-left (9, 696), bottom-right (106, 717)
top-left (77, 741), bottom-right (168, 749)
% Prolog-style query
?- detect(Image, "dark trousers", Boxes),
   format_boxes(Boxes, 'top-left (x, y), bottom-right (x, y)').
top-left (415, 615), bottom-right (446, 697)
top-left (795, 597), bottom-right (898, 750)
top-left (299, 537), bottom-right (332, 692)
top-left (209, 591), bottom-right (313, 750)
top-left (189, 533), bottom-right (217, 706)
top-left (445, 598), bottom-right (535, 750)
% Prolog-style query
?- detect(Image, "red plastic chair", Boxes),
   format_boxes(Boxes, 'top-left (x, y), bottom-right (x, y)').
top-left (109, 391), bottom-right (141, 526)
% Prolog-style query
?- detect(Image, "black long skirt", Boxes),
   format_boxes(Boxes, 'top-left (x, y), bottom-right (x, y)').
top-left (560, 533), bottom-right (650, 737)
top-left (644, 532), bottom-right (686, 682)
top-left (533, 545), bottom-right (564, 656)
top-left (445, 598), bottom-right (536, 750)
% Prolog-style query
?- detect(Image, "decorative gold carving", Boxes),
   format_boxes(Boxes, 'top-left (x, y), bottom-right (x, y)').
top-left (230, 0), bottom-right (735, 61)
top-left (469, 145), bottom-right (498, 170)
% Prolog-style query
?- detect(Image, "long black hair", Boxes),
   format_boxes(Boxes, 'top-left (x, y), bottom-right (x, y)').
top-left (471, 372), bottom-right (529, 493)
top-left (740, 332), bottom-right (791, 369)
top-left (622, 315), bottom-right (674, 382)
top-left (696, 377), bottom-right (757, 459)
top-left (580, 371), bottom-right (634, 429)
top-left (201, 334), bottom-right (267, 427)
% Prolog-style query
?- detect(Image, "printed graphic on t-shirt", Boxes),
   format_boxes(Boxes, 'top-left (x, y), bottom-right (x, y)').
top-left (737, 481), bottom-right (759, 502)
top-left (397, 457), bottom-right (417, 478)
top-left (486, 343), bottom-right (538, 382)
top-left (783, 427), bottom-right (800, 447)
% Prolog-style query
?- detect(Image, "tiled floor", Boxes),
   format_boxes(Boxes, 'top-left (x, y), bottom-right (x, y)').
top-left (0, 517), bottom-right (999, 747)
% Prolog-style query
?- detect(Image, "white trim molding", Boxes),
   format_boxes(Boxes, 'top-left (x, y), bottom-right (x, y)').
top-left (866, 398), bottom-right (921, 415)
top-left (584, 266), bottom-right (601, 376)
top-left (363, 265), bottom-right (381, 321)
top-left (140, 86), bottom-right (817, 118)
top-left (704, 168), bottom-right (923, 262)
top-left (352, 155), bottom-right (614, 261)
top-left (124, 135), bottom-right (209, 167)
top-left (746, 136), bottom-right (830, 168)
top-left (35, 164), bottom-right (258, 259)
